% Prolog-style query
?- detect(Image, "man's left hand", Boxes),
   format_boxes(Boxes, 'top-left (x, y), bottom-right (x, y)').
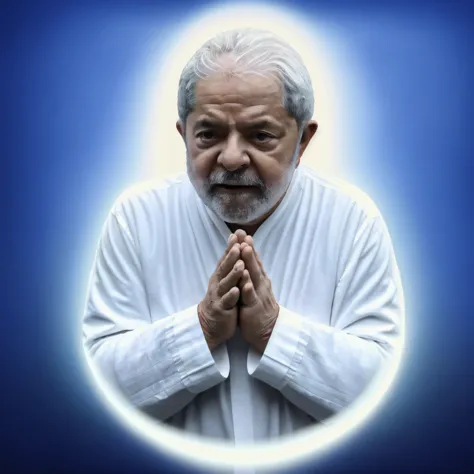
top-left (238, 235), bottom-right (279, 354)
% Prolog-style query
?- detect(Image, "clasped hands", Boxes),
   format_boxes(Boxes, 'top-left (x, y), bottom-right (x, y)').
top-left (198, 230), bottom-right (279, 354)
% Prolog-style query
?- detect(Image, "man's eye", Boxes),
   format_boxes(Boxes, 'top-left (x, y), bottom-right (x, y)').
top-left (197, 131), bottom-right (217, 141)
top-left (254, 132), bottom-right (274, 143)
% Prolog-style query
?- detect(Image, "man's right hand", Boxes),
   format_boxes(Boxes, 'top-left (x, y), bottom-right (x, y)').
top-left (198, 233), bottom-right (244, 350)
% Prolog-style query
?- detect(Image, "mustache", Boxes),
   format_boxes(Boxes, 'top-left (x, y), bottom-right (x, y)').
top-left (208, 170), bottom-right (264, 187)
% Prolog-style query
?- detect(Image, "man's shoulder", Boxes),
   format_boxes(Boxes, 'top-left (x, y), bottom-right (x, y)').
top-left (299, 165), bottom-right (382, 221)
top-left (111, 172), bottom-right (190, 217)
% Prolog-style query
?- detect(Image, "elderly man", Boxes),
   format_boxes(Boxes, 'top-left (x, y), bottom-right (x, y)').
top-left (83, 28), bottom-right (403, 443)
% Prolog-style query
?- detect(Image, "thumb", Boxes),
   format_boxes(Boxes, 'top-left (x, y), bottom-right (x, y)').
top-left (241, 280), bottom-right (258, 307)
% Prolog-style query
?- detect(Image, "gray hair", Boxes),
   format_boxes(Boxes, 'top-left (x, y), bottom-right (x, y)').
top-left (177, 28), bottom-right (314, 130)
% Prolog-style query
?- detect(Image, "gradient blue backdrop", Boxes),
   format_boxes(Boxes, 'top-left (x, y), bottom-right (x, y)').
top-left (4, 0), bottom-right (473, 472)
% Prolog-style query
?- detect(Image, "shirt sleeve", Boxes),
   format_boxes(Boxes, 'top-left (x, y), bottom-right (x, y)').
top-left (83, 205), bottom-right (229, 420)
top-left (247, 214), bottom-right (403, 420)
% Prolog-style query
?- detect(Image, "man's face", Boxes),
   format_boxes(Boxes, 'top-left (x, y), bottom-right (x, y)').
top-left (178, 72), bottom-right (316, 224)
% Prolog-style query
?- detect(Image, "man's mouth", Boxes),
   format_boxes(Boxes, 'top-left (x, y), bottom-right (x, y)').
top-left (213, 184), bottom-right (258, 192)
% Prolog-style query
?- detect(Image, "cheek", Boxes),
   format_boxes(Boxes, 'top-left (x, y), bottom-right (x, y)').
top-left (258, 162), bottom-right (285, 186)
top-left (188, 143), bottom-right (217, 178)
top-left (252, 147), bottom-right (294, 185)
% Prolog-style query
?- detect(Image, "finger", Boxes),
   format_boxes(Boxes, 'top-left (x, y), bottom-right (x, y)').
top-left (216, 234), bottom-right (238, 268)
top-left (238, 269), bottom-right (250, 305)
top-left (221, 287), bottom-right (240, 310)
top-left (217, 243), bottom-right (241, 279)
top-left (235, 229), bottom-right (247, 244)
top-left (218, 259), bottom-right (244, 296)
top-left (241, 243), bottom-right (262, 288)
top-left (241, 280), bottom-right (258, 307)
top-left (244, 236), bottom-right (266, 274)
top-left (238, 269), bottom-right (250, 290)
top-left (254, 250), bottom-right (266, 275)
top-left (243, 235), bottom-right (254, 248)
top-left (225, 233), bottom-right (239, 252)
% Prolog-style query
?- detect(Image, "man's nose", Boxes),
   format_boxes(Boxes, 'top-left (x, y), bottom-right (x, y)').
top-left (217, 134), bottom-right (250, 171)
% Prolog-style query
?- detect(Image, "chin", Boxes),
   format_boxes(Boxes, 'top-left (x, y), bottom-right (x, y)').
top-left (211, 203), bottom-right (269, 225)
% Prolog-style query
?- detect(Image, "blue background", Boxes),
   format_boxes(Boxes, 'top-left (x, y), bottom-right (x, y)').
top-left (4, 0), bottom-right (473, 472)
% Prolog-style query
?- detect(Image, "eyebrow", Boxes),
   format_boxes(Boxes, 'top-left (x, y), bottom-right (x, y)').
top-left (244, 119), bottom-right (280, 130)
top-left (193, 119), bottom-right (222, 131)
top-left (193, 118), bottom-right (281, 132)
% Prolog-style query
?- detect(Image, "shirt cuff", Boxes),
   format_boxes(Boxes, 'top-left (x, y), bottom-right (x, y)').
top-left (247, 306), bottom-right (309, 390)
top-left (167, 305), bottom-right (230, 394)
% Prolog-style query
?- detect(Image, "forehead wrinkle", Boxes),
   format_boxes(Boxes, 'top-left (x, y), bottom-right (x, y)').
top-left (199, 103), bottom-right (287, 126)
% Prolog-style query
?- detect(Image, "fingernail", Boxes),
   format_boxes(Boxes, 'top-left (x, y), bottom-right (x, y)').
top-left (228, 234), bottom-right (234, 244)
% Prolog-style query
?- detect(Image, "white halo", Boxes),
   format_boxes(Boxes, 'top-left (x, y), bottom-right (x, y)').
top-left (80, 2), bottom-right (406, 472)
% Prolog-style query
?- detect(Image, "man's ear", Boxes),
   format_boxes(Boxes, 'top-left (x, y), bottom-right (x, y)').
top-left (295, 120), bottom-right (318, 167)
top-left (176, 120), bottom-right (185, 140)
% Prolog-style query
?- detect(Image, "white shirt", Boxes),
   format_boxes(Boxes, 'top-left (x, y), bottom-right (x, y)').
top-left (83, 164), bottom-right (402, 444)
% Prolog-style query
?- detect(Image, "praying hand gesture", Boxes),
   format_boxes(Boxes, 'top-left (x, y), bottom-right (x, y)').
top-left (235, 231), bottom-right (279, 353)
top-left (198, 230), bottom-right (279, 354)
top-left (198, 234), bottom-right (243, 350)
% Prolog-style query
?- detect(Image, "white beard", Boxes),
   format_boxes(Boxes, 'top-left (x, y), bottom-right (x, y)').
top-left (186, 146), bottom-right (299, 225)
